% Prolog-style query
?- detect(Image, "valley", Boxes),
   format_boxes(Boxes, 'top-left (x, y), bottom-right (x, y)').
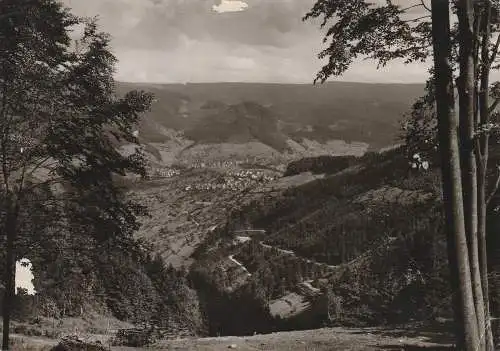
top-left (113, 81), bottom-right (425, 272)
top-left (120, 144), bottom-right (446, 339)
top-left (5, 0), bottom-right (500, 349)
top-left (4, 81), bottom-right (476, 349)
top-left (105, 82), bottom-right (467, 342)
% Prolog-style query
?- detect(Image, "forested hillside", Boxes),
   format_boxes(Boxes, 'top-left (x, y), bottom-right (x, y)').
top-left (190, 147), bottom-right (500, 336)
top-left (116, 82), bottom-right (423, 151)
top-left (0, 216), bottom-right (204, 337)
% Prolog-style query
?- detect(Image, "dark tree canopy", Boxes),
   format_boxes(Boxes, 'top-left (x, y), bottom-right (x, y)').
top-left (0, 1), bottom-right (154, 348)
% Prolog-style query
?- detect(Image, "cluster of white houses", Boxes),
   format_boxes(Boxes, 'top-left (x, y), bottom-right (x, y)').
top-left (178, 160), bottom-right (240, 169)
top-left (227, 170), bottom-right (276, 182)
top-left (147, 167), bottom-right (181, 178)
top-left (184, 173), bottom-right (275, 192)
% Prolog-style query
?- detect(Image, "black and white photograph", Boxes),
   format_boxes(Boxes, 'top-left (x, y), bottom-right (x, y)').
top-left (0, 0), bottom-right (498, 350)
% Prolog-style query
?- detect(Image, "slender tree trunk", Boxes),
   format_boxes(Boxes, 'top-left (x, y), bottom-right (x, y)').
top-left (2, 203), bottom-right (17, 351)
top-left (478, 156), bottom-right (493, 350)
top-left (432, 0), bottom-right (480, 349)
top-left (478, 2), bottom-right (494, 349)
top-left (458, 0), bottom-right (486, 349)
top-left (1, 231), bottom-right (14, 351)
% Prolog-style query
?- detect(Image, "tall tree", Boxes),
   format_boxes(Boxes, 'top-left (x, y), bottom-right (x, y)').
top-left (304, 0), bottom-right (500, 349)
top-left (0, 1), bottom-right (152, 349)
top-left (432, 0), bottom-right (480, 348)
top-left (457, 0), bottom-right (486, 348)
top-left (475, 2), bottom-right (498, 348)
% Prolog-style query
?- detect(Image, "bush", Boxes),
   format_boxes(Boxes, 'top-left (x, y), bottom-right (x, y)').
top-left (13, 324), bottom-right (43, 337)
top-left (50, 336), bottom-right (108, 351)
top-left (110, 328), bottom-right (157, 347)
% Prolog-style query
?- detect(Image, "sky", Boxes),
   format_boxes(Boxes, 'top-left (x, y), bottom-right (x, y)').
top-left (16, 259), bottom-right (36, 295)
top-left (62, 0), bottom-right (431, 84)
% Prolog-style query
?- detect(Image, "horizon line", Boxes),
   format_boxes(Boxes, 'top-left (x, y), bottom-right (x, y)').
top-left (116, 80), bottom-right (426, 85)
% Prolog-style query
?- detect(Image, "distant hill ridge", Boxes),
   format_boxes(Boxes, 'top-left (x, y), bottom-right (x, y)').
top-left (114, 82), bottom-right (424, 165)
top-left (184, 101), bottom-right (289, 152)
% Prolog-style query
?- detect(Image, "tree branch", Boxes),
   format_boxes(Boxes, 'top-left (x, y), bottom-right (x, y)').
top-left (24, 155), bottom-right (54, 179)
top-left (402, 15), bottom-right (432, 23)
top-left (400, 2), bottom-right (431, 13)
top-left (489, 98), bottom-right (500, 113)
top-left (420, 0), bottom-right (431, 13)
top-left (20, 176), bottom-right (65, 194)
top-left (487, 165), bottom-right (500, 206)
top-left (489, 33), bottom-right (500, 64)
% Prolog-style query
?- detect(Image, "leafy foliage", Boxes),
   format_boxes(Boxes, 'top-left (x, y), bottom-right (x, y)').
top-left (399, 75), bottom-right (439, 161)
top-left (0, 1), bottom-right (170, 342)
top-left (11, 232), bottom-right (205, 334)
top-left (303, 0), bottom-right (432, 83)
top-left (0, 0), bottom-right (154, 250)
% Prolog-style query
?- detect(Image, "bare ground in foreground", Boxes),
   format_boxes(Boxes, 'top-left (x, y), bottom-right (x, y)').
top-left (151, 327), bottom-right (455, 351)
top-left (9, 324), bottom-right (457, 351)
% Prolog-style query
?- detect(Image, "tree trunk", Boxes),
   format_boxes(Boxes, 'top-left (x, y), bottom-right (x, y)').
top-left (2, 205), bottom-right (17, 351)
top-left (431, 0), bottom-right (480, 349)
top-left (478, 157), bottom-right (493, 350)
top-left (478, 2), bottom-right (494, 349)
top-left (458, 0), bottom-right (486, 349)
